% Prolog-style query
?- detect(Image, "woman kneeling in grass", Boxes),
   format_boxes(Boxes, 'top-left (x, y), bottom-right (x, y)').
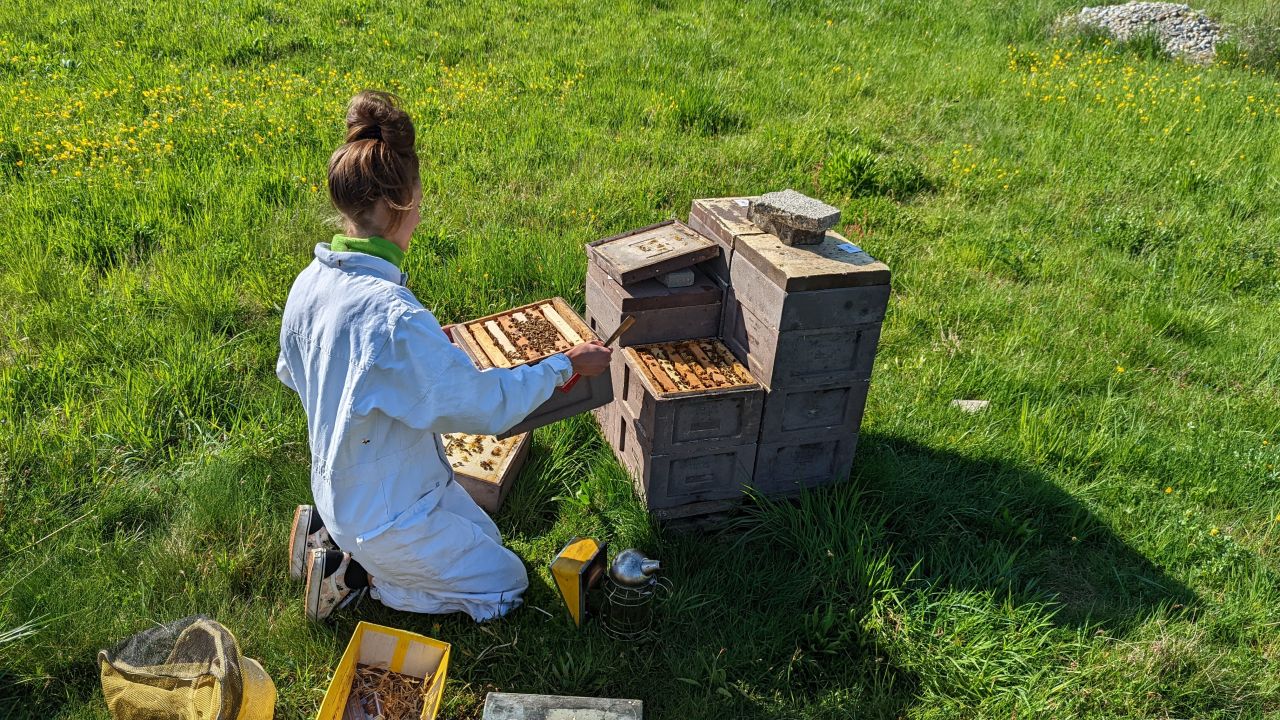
top-left (276, 91), bottom-right (612, 622)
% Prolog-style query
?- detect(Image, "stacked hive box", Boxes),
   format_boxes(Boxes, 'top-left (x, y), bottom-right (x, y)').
top-left (611, 339), bottom-right (762, 514)
top-left (691, 196), bottom-right (891, 496)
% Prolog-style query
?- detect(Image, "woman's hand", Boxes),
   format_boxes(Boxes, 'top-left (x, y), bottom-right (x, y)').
top-left (565, 341), bottom-right (612, 377)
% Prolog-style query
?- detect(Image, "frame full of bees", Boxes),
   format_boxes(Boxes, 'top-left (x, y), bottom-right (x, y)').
top-left (442, 432), bottom-right (531, 514)
top-left (452, 297), bottom-right (614, 439)
top-left (452, 297), bottom-right (598, 370)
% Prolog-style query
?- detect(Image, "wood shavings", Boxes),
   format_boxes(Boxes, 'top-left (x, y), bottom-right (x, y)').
top-left (346, 663), bottom-right (426, 720)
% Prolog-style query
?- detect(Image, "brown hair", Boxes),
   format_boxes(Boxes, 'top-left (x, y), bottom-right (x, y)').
top-left (327, 90), bottom-right (420, 235)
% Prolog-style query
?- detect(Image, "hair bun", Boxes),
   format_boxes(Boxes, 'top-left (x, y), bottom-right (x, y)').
top-left (344, 90), bottom-right (414, 154)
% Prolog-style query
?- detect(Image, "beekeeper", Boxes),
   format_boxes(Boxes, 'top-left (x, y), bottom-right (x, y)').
top-left (275, 90), bottom-right (612, 622)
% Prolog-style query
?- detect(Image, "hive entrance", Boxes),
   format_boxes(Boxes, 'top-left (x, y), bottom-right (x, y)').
top-left (630, 339), bottom-right (756, 395)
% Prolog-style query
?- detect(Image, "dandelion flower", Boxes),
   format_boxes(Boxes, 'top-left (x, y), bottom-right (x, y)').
top-left (1164, 487), bottom-right (1172, 494)
top-left (1209, 527), bottom-right (1220, 536)
top-left (1115, 365), bottom-right (1125, 373)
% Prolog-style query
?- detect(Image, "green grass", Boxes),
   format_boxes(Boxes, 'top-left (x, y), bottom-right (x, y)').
top-left (2, 0), bottom-right (1279, 717)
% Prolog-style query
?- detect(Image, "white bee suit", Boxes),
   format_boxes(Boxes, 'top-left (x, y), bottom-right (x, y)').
top-left (276, 244), bottom-right (572, 620)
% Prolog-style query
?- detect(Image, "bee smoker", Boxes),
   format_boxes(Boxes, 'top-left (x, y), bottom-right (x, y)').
top-left (600, 549), bottom-right (667, 642)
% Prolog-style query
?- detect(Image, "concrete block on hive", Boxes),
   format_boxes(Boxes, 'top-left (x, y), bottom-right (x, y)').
top-left (753, 434), bottom-right (859, 496)
top-left (728, 248), bottom-right (890, 332)
top-left (583, 260), bottom-right (722, 347)
top-left (443, 432), bottom-right (531, 514)
top-left (747, 189), bottom-right (840, 246)
top-left (758, 380), bottom-right (870, 444)
top-left (452, 297), bottom-right (612, 439)
top-left (615, 416), bottom-right (756, 510)
top-left (617, 339), bottom-right (763, 453)
top-left (657, 268), bottom-right (695, 288)
top-left (687, 196), bottom-right (765, 284)
top-left (721, 292), bottom-right (882, 389)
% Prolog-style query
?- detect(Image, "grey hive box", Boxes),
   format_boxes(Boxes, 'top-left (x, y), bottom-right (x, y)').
top-left (754, 434), bottom-right (859, 496)
top-left (758, 379), bottom-right (870, 444)
top-left (583, 258), bottom-right (722, 347)
top-left (587, 219), bottom-right (719, 285)
top-left (731, 229), bottom-right (891, 292)
top-left (616, 340), bottom-right (763, 454)
top-left (452, 297), bottom-right (613, 439)
top-left (722, 299), bottom-right (882, 389)
top-left (482, 692), bottom-right (642, 720)
top-left (617, 417), bottom-right (757, 510)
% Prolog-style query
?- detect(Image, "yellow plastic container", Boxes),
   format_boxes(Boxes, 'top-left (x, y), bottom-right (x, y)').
top-left (315, 622), bottom-right (450, 720)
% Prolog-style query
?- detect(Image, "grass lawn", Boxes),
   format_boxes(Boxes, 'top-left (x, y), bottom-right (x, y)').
top-left (3, 0), bottom-right (1280, 717)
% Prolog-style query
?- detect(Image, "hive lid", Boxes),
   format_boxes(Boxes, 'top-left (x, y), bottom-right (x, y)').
top-left (586, 220), bottom-right (720, 285)
top-left (732, 230), bottom-right (890, 291)
top-left (586, 258), bottom-right (722, 311)
top-left (623, 338), bottom-right (760, 398)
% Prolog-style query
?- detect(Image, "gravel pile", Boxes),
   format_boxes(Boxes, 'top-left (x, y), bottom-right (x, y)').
top-left (1060, 2), bottom-right (1222, 63)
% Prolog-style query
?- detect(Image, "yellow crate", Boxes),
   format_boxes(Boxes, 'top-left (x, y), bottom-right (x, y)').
top-left (316, 621), bottom-right (451, 720)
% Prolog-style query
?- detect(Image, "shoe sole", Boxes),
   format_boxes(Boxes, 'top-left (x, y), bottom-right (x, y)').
top-left (304, 549), bottom-right (326, 622)
top-left (288, 505), bottom-right (312, 582)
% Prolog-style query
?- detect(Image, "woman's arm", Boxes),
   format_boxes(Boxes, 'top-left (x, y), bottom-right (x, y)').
top-left (353, 306), bottom-right (573, 436)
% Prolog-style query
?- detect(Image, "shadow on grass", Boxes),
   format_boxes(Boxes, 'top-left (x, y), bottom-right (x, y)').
top-left (856, 432), bottom-right (1195, 630)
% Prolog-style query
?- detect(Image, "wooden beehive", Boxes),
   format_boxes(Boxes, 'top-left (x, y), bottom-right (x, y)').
top-left (452, 298), bottom-right (613, 439)
top-left (443, 432), bottom-right (531, 514)
top-left (617, 339), bottom-right (763, 453)
top-left (453, 297), bottom-right (595, 370)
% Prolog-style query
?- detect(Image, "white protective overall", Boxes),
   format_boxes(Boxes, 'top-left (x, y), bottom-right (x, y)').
top-left (276, 244), bottom-right (572, 621)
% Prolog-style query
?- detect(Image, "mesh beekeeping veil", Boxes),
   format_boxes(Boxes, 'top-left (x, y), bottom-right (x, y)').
top-left (98, 615), bottom-right (275, 720)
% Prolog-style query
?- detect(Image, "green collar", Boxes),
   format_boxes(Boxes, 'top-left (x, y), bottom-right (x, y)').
top-left (331, 234), bottom-right (405, 269)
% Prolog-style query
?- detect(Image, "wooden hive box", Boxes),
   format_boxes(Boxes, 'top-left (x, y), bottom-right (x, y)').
top-left (754, 434), bottom-right (859, 497)
top-left (616, 339), bottom-right (763, 454)
top-left (727, 239), bottom-right (890, 332)
top-left (583, 256), bottom-right (722, 347)
top-left (722, 302), bottom-right (882, 389)
top-left (757, 379), bottom-right (870, 444)
top-left (614, 416), bottom-right (757, 510)
top-left (316, 621), bottom-right (450, 720)
top-left (442, 432), bottom-right (532, 514)
top-left (452, 297), bottom-right (612, 439)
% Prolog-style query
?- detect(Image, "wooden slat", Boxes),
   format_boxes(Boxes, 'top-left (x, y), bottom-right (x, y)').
top-left (637, 351), bottom-right (680, 394)
top-left (526, 307), bottom-right (572, 352)
top-left (497, 316), bottom-right (536, 360)
top-left (485, 320), bottom-right (520, 361)
top-left (540, 303), bottom-right (583, 345)
top-left (707, 341), bottom-right (750, 384)
top-left (651, 348), bottom-right (695, 392)
top-left (675, 344), bottom-right (716, 388)
top-left (665, 346), bottom-right (705, 389)
top-left (685, 342), bottom-right (729, 387)
top-left (467, 323), bottom-right (508, 368)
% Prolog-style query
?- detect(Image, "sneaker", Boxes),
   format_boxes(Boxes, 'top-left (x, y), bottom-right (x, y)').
top-left (304, 549), bottom-right (365, 622)
top-left (289, 504), bottom-right (336, 581)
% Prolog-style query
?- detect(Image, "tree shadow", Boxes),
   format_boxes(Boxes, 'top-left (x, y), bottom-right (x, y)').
top-left (853, 431), bottom-right (1196, 630)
